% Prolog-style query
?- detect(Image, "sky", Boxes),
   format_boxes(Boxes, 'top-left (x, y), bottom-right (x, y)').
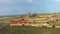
top-left (0, 0), bottom-right (60, 16)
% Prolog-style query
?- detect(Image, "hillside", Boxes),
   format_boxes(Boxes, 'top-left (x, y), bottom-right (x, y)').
top-left (1, 26), bottom-right (60, 34)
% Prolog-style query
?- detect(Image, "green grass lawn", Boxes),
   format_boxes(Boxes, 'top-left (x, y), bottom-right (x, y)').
top-left (3, 26), bottom-right (60, 34)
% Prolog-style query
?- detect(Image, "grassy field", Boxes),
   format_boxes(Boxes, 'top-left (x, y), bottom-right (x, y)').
top-left (0, 14), bottom-right (60, 34)
top-left (2, 26), bottom-right (60, 34)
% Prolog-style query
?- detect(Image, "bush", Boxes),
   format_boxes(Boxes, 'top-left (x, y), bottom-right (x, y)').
top-left (22, 24), bottom-right (25, 27)
top-left (52, 25), bottom-right (55, 28)
top-left (42, 26), bottom-right (47, 28)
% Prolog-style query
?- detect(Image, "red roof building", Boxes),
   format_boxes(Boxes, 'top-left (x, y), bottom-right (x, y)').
top-left (10, 21), bottom-right (30, 27)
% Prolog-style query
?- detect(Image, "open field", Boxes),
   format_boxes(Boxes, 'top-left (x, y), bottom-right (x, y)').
top-left (0, 26), bottom-right (60, 34)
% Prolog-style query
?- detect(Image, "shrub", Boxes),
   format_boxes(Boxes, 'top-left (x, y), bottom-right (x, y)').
top-left (52, 25), bottom-right (55, 28)
top-left (22, 24), bottom-right (25, 27)
top-left (42, 26), bottom-right (47, 28)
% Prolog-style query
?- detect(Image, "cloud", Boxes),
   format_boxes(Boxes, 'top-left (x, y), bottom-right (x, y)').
top-left (54, 0), bottom-right (60, 1)
top-left (52, 0), bottom-right (60, 2)
top-left (26, 0), bottom-right (33, 3)
top-left (0, 0), bottom-right (23, 5)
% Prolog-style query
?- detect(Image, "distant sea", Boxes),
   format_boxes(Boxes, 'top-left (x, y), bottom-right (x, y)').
top-left (0, 13), bottom-right (59, 18)
top-left (0, 15), bottom-right (16, 18)
top-left (0, 14), bottom-right (26, 18)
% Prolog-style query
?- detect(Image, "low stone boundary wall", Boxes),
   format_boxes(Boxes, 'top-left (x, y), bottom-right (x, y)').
top-left (55, 26), bottom-right (60, 28)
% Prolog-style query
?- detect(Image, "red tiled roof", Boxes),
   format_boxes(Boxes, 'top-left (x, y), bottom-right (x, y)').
top-left (10, 22), bottom-right (18, 24)
top-left (10, 21), bottom-right (30, 24)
